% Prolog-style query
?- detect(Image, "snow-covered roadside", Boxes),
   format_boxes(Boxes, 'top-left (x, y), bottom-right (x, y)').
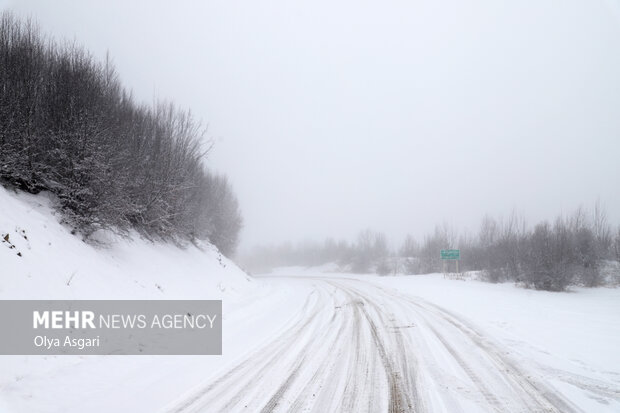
top-left (0, 281), bottom-right (312, 413)
top-left (0, 186), bottom-right (313, 413)
top-left (372, 273), bottom-right (620, 412)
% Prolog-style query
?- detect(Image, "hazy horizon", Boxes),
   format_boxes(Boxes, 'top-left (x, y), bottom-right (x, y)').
top-left (4, 0), bottom-right (620, 251)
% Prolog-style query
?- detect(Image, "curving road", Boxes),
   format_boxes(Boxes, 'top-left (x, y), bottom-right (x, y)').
top-left (163, 276), bottom-right (583, 413)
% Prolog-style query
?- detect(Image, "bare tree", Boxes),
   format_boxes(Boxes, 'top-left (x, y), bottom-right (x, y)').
top-left (593, 199), bottom-right (612, 259)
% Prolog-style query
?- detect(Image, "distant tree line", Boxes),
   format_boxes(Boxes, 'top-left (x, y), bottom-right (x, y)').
top-left (0, 13), bottom-right (242, 255)
top-left (240, 229), bottom-right (390, 274)
top-left (242, 203), bottom-right (620, 291)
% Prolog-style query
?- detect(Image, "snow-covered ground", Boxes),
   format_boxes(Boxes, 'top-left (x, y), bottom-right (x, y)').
top-left (0, 186), bottom-right (313, 412)
top-left (373, 274), bottom-right (620, 412)
top-left (1, 186), bottom-right (619, 412)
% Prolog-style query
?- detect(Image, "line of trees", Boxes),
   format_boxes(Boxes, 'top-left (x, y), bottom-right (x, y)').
top-left (0, 13), bottom-right (242, 255)
top-left (455, 205), bottom-right (614, 290)
top-left (242, 203), bottom-right (620, 291)
top-left (402, 203), bottom-right (620, 290)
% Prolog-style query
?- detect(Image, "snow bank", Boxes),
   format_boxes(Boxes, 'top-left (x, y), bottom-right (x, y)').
top-left (0, 185), bottom-right (252, 300)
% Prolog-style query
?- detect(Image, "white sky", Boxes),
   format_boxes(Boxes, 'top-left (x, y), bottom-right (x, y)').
top-left (3, 0), bottom-right (620, 250)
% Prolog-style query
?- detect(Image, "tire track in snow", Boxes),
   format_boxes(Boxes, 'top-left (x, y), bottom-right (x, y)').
top-left (360, 279), bottom-right (583, 413)
top-left (411, 300), bottom-right (579, 412)
top-left (163, 289), bottom-right (325, 413)
top-left (326, 280), bottom-right (418, 413)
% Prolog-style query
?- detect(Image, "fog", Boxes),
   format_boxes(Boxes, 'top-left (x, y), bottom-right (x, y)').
top-left (4, 0), bottom-right (620, 250)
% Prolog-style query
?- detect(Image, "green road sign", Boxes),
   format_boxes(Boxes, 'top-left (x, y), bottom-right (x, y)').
top-left (440, 249), bottom-right (460, 260)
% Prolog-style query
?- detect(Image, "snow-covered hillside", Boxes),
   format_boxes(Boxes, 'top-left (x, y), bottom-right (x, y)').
top-left (0, 186), bottom-right (311, 413)
top-left (0, 185), bottom-right (252, 300)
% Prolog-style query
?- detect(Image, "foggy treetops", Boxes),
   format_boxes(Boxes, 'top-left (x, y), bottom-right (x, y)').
top-left (0, 13), bottom-right (242, 255)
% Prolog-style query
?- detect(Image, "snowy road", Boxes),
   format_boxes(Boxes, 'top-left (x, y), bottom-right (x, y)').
top-left (163, 276), bottom-right (584, 413)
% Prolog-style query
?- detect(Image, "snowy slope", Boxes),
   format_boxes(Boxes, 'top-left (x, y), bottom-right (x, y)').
top-left (0, 186), bottom-right (312, 413)
top-left (0, 185), bottom-right (252, 300)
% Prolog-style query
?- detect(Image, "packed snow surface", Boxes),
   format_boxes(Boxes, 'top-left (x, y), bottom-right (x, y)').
top-left (165, 269), bottom-right (619, 413)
